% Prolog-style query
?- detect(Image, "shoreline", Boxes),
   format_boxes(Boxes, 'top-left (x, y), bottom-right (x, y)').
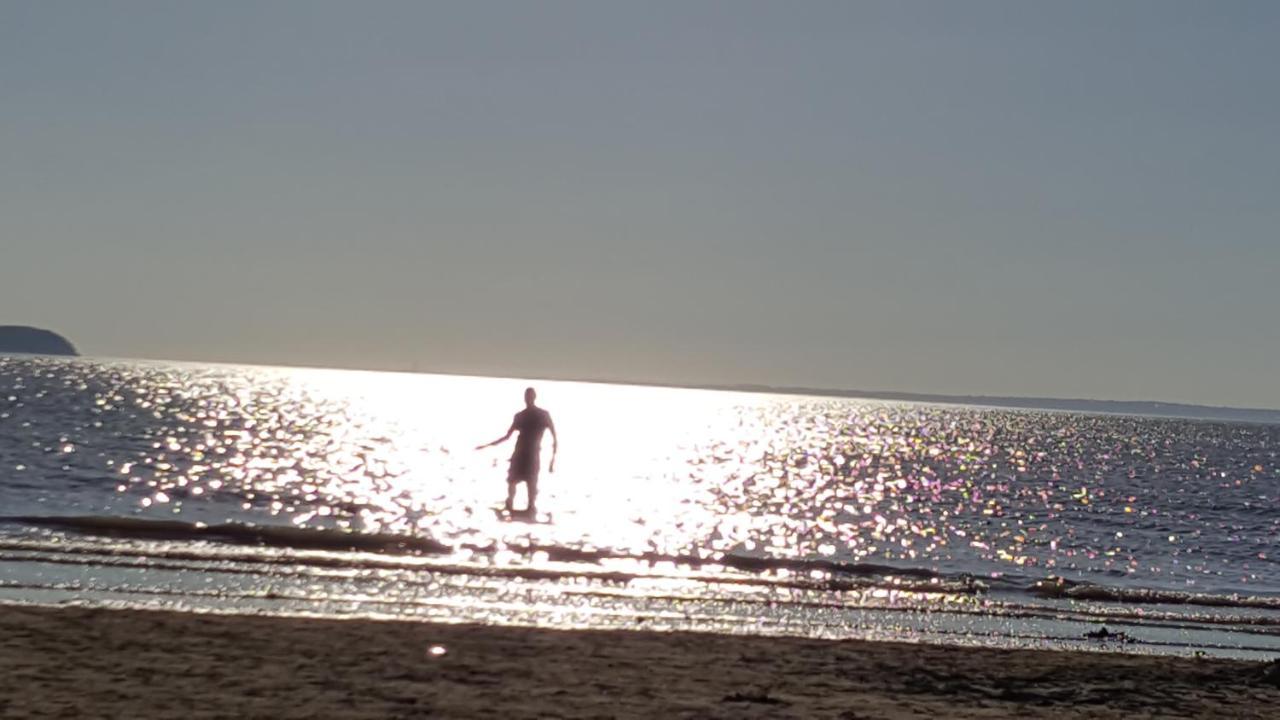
top-left (2, 604), bottom-right (1277, 718)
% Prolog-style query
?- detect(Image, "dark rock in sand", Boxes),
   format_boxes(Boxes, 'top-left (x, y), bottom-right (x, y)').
top-left (1260, 660), bottom-right (1280, 687)
top-left (0, 326), bottom-right (79, 356)
top-left (1084, 626), bottom-right (1133, 643)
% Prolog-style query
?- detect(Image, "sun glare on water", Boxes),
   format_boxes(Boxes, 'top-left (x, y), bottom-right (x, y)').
top-left (9, 356), bottom-right (1274, 593)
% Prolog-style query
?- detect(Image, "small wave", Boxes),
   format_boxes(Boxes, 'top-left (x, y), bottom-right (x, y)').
top-left (1030, 576), bottom-right (1280, 610)
top-left (2, 515), bottom-right (450, 555)
top-left (31, 515), bottom-right (1280, 608)
top-left (1, 515), bottom-right (981, 596)
top-left (519, 542), bottom-right (956, 582)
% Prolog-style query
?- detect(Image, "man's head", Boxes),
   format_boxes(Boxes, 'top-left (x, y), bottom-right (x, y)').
top-left (524, 387), bottom-right (537, 407)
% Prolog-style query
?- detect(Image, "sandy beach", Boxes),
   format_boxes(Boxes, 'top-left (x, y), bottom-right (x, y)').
top-left (1, 605), bottom-right (1276, 719)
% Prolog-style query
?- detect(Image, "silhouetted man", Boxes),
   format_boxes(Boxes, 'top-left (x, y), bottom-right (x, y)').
top-left (476, 387), bottom-right (557, 513)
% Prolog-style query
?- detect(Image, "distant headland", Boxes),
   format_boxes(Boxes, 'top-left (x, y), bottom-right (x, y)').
top-left (556, 375), bottom-right (1280, 425)
top-left (706, 383), bottom-right (1280, 424)
top-left (0, 326), bottom-right (79, 356)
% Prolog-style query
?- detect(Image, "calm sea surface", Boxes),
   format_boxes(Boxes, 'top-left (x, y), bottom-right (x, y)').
top-left (2, 356), bottom-right (1278, 657)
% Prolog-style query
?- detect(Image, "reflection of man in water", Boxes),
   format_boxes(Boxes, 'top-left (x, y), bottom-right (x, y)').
top-left (476, 387), bottom-right (557, 513)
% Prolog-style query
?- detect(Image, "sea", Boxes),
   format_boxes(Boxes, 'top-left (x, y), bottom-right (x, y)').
top-left (2, 356), bottom-right (1278, 659)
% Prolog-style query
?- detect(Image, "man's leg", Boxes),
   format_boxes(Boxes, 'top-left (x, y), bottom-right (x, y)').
top-left (505, 479), bottom-right (518, 512)
top-left (526, 477), bottom-right (538, 513)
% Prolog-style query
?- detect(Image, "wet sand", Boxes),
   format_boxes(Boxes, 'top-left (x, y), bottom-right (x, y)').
top-left (1, 604), bottom-right (1277, 719)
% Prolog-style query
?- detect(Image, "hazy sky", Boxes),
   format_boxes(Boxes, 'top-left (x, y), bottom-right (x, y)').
top-left (3, 1), bottom-right (1278, 407)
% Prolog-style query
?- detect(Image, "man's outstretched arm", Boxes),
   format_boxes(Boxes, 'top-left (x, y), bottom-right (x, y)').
top-left (476, 421), bottom-right (516, 450)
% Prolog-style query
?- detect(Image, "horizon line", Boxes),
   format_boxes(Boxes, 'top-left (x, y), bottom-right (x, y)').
top-left (18, 350), bottom-right (1280, 421)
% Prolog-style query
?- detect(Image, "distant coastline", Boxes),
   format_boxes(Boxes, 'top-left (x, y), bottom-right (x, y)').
top-left (527, 374), bottom-right (1280, 424)
top-left (12, 350), bottom-right (1278, 424)
top-left (703, 383), bottom-right (1280, 424)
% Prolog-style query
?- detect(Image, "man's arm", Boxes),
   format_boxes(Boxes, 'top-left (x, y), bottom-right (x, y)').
top-left (476, 420), bottom-right (517, 450)
top-left (547, 415), bottom-right (558, 472)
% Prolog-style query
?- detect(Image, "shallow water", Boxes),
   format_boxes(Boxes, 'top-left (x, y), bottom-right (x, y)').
top-left (1, 356), bottom-right (1278, 657)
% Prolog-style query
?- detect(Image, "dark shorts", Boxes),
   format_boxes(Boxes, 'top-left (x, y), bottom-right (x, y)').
top-left (507, 450), bottom-right (540, 483)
